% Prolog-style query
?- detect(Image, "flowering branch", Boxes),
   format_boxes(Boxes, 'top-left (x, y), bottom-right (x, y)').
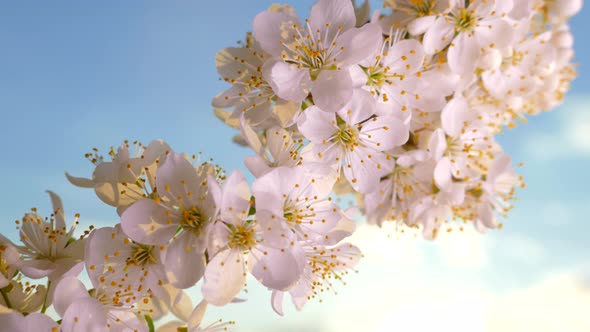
top-left (0, 0), bottom-right (580, 331)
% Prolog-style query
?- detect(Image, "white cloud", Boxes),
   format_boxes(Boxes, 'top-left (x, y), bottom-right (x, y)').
top-left (349, 223), bottom-right (489, 270)
top-left (525, 96), bottom-right (590, 160)
top-left (327, 271), bottom-right (590, 332)
top-left (496, 233), bottom-right (545, 264)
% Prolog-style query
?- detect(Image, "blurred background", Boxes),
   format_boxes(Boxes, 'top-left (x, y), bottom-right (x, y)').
top-left (0, 1), bottom-right (588, 331)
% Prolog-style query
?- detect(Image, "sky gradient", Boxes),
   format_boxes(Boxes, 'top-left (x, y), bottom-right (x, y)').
top-left (0, 1), bottom-right (589, 331)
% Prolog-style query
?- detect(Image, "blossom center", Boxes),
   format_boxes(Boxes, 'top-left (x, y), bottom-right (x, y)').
top-left (181, 206), bottom-right (207, 235)
top-left (281, 20), bottom-right (344, 78)
top-left (407, 0), bottom-right (436, 17)
top-left (227, 223), bottom-right (257, 250)
top-left (454, 8), bottom-right (477, 32)
top-left (126, 244), bottom-right (156, 267)
top-left (335, 118), bottom-right (360, 150)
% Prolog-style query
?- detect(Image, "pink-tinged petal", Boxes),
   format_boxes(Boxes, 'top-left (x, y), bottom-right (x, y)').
top-left (447, 33), bottom-right (479, 75)
top-left (271, 290), bottom-right (285, 316)
top-left (325, 211), bottom-right (357, 244)
top-left (487, 154), bottom-right (512, 182)
top-left (165, 232), bottom-right (206, 289)
top-left (256, 210), bottom-right (293, 249)
top-left (428, 128), bottom-right (447, 161)
top-left (337, 89), bottom-right (375, 125)
top-left (18, 260), bottom-right (56, 279)
top-left (253, 10), bottom-right (300, 57)
top-left (252, 246), bottom-right (302, 291)
top-left (120, 199), bottom-right (177, 245)
top-left (141, 139), bottom-right (171, 165)
top-left (297, 105), bottom-right (337, 142)
top-left (408, 15), bottom-right (437, 35)
top-left (167, 286), bottom-right (194, 322)
top-left (24, 313), bottom-right (60, 331)
top-left (332, 242), bottom-right (362, 269)
top-left (157, 152), bottom-right (201, 203)
top-left (266, 126), bottom-right (291, 162)
top-left (187, 299), bottom-right (208, 330)
top-left (265, 61), bottom-right (311, 102)
top-left (157, 322), bottom-right (183, 332)
top-left (53, 276), bottom-right (90, 317)
top-left (240, 115), bottom-right (265, 156)
top-left (84, 226), bottom-right (126, 283)
top-left (494, 0), bottom-right (514, 15)
top-left (360, 116), bottom-right (409, 151)
top-left (94, 181), bottom-right (143, 210)
top-left (310, 140), bottom-right (342, 166)
top-left (302, 201), bottom-right (343, 236)
top-left (441, 96), bottom-right (472, 137)
top-left (423, 17), bottom-right (455, 54)
top-left (313, 69), bottom-right (353, 113)
top-left (299, 162), bottom-right (338, 197)
top-left (0, 313), bottom-right (59, 332)
top-left (65, 172), bottom-right (94, 188)
top-left (272, 99), bottom-right (302, 128)
top-left (434, 158), bottom-right (453, 191)
top-left (309, 0), bottom-right (356, 39)
top-left (252, 168), bottom-right (288, 217)
top-left (349, 65), bottom-right (367, 88)
top-left (383, 39), bottom-right (425, 75)
top-left (207, 175), bottom-right (222, 214)
top-left (201, 250), bottom-right (247, 306)
top-left (108, 310), bottom-right (148, 332)
top-left (476, 204), bottom-right (496, 230)
top-left (337, 23), bottom-right (382, 66)
top-left (215, 46), bottom-right (259, 80)
top-left (343, 148), bottom-right (379, 193)
top-left (476, 18), bottom-right (514, 49)
top-left (244, 155), bottom-right (271, 178)
top-left (92, 161), bottom-right (118, 183)
top-left (220, 171), bottom-right (251, 224)
top-left (0, 312), bottom-right (18, 328)
top-left (547, 0), bottom-right (582, 17)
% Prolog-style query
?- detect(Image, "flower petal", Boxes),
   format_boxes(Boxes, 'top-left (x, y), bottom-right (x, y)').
top-left (253, 9), bottom-right (300, 57)
top-left (447, 33), bottom-right (479, 75)
top-left (201, 250), bottom-right (247, 306)
top-left (309, 0), bottom-right (356, 39)
top-left (337, 23), bottom-right (382, 66)
top-left (297, 106), bottom-right (337, 143)
top-left (53, 276), bottom-right (90, 317)
top-left (264, 61), bottom-right (312, 102)
top-left (313, 69), bottom-right (353, 113)
top-left (423, 17), bottom-right (454, 54)
top-left (359, 116), bottom-right (409, 151)
top-left (120, 199), bottom-right (178, 245)
top-left (165, 232), bottom-right (206, 289)
top-left (251, 245), bottom-right (302, 291)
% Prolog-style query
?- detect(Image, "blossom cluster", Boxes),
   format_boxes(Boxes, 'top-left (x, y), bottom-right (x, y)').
top-left (0, 139), bottom-right (360, 331)
top-left (214, 0), bottom-right (580, 239)
top-left (0, 0), bottom-right (580, 331)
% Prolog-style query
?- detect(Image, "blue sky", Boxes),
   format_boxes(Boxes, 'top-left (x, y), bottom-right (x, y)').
top-left (1, 1), bottom-right (589, 331)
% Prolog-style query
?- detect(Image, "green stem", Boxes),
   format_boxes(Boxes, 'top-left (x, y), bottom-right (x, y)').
top-left (41, 280), bottom-right (51, 314)
top-left (0, 288), bottom-right (12, 309)
top-left (145, 314), bottom-right (155, 332)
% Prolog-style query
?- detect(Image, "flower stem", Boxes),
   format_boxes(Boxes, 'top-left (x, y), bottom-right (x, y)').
top-left (145, 315), bottom-right (155, 332)
top-left (41, 280), bottom-right (52, 314)
top-left (0, 288), bottom-right (12, 309)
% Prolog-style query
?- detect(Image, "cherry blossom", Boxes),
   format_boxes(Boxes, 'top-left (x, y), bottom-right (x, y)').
top-left (423, 0), bottom-right (515, 75)
top-left (121, 152), bottom-right (218, 289)
top-left (202, 170), bottom-right (302, 306)
top-left (253, 0), bottom-right (382, 112)
top-left (298, 89), bottom-right (408, 193)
